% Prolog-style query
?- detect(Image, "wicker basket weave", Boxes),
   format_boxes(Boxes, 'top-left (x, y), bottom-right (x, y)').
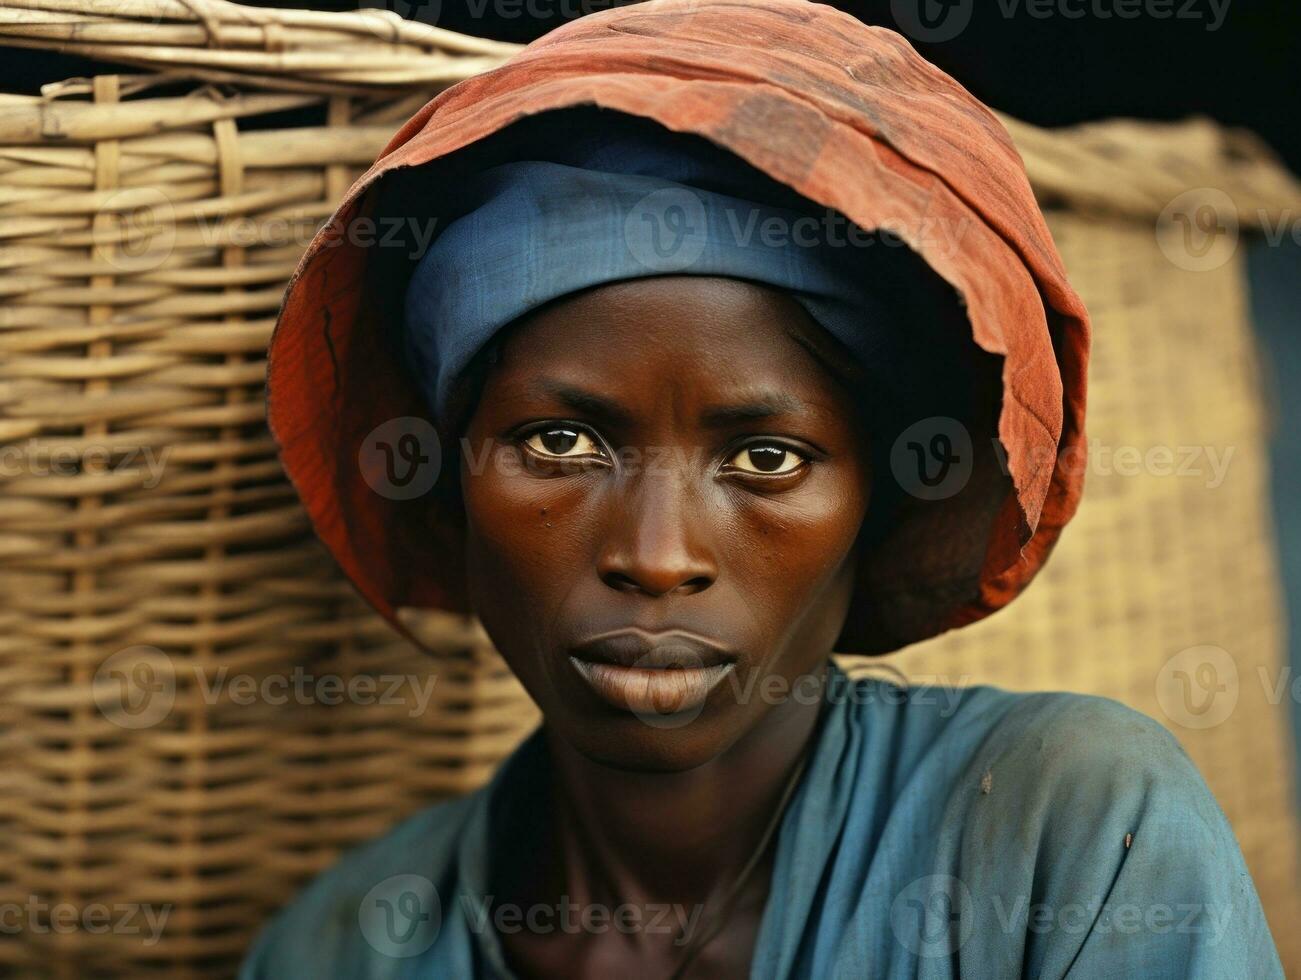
top-left (857, 122), bottom-right (1301, 970)
top-left (0, 1), bottom-right (1297, 976)
top-left (0, 3), bottom-right (533, 978)
top-left (872, 115), bottom-right (1301, 969)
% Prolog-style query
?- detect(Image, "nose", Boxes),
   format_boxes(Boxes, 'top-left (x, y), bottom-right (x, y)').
top-left (596, 469), bottom-right (717, 598)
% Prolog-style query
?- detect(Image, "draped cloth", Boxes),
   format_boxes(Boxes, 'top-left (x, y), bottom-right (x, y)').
top-left (238, 663), bottom-right (1284, 978)
top-left (400, 111), bottom-right (967, 433)
top-left (264, 0), bottom-right (1092, 654)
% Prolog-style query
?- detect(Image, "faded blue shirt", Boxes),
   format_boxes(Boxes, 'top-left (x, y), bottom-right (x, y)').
top-left (239, 663), bottom-right (1283, 978)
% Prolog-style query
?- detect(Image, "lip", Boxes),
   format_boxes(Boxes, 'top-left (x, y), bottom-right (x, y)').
top-left (568, 628), bottom-right (737, 716)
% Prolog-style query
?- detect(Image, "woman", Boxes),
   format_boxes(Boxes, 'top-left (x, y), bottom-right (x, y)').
top-left (241, 0), bottom-right (1283, 976)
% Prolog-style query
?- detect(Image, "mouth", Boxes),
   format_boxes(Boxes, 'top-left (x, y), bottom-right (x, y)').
top-left (567, 628), bottom-right (737, 716)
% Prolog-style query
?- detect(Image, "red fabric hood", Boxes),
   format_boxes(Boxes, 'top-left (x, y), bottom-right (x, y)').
top-left (267, 0), bottom-right (1090, 655)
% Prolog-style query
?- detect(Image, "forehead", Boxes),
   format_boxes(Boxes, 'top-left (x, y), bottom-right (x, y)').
top-left (488, 276), bottom-right (861, 400)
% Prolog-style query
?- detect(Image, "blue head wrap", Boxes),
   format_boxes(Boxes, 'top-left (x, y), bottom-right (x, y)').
top-left (400, 116), bottom-right (946, 431)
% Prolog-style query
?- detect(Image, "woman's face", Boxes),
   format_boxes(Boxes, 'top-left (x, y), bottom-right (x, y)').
top-left (460, 275), bottom-right (872, 772)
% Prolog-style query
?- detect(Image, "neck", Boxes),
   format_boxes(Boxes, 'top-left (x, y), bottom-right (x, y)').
top-left (537, 660), bottom-right (830, 910)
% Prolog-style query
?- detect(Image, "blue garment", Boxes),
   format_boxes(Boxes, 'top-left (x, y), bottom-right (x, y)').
top-left (401, 115), bottom-right (955, 430)
top-left (238, 663), bottom-right (1282, 978)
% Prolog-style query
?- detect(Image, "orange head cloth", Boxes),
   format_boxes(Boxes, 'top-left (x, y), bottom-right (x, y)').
top-left (265, 0), bottom-right (1090, 656)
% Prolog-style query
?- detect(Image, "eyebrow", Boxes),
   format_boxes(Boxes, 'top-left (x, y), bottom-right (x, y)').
top-left (525, 379), bottom-right (811, 428)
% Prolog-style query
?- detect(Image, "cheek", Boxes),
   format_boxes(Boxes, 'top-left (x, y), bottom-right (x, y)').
top-left (738, 484), bottom-right (869, 676)
top-left (745, 468), bottom-right (868, 582)
top-left (460, 445), bottom-right (586, 621)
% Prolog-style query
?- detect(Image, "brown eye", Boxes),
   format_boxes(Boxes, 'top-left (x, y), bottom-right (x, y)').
top-left (524, 426), bottom-right (604, 459)
top-left (727, 443), bottom-right (806, 475)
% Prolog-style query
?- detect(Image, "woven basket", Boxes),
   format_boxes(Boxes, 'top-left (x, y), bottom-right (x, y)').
top-left (0, 1), bottom-right (1297, 976)
top-left (0, 3), bottom-right (533, 978)
top-left (857, 114), bottom-right (1301, 971)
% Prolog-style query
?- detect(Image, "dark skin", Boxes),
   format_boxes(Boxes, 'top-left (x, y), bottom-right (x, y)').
top-left (458, 275), bottom-right (874, 979)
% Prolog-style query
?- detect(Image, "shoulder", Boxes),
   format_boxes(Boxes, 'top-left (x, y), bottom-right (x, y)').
top-left (238, 791), bottom-right (479, 979)
top-left (974, 689), bottom-right (1194, 784)
top-left (838, 674), bottom-right (1205, 797)
top-left (933, 691), bottom-right (1283, 977)
top-left (839, 676), bottom-right (1249, 886)
top-left (827, 675), bottom-right (1230, 853)
top-left (967, 690), bottom-right (1214, 822)
top-left (923, 687), bottom-right (1228, 848)
top-left (835, 672), bottom-right (1187, 792)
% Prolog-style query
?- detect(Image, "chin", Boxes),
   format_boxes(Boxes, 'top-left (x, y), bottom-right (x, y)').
top-left (551, 705), bottom-right (751, 774)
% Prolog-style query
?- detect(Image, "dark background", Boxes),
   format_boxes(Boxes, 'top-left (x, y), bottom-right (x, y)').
top-left (2, 0), bottom-right (1297, 169)
top-left (416, 0), bottom-right (1301, 172)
